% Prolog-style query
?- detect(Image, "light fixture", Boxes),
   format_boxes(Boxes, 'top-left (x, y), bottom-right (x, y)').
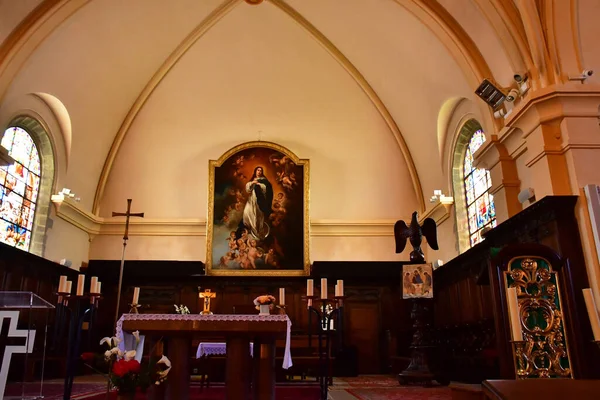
top-left (51, 188), bottom-right (80, 204)
top-left (430, 190), bottom-right (453, 204)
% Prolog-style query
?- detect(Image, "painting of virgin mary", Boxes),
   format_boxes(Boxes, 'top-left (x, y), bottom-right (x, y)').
top-left (206, 142), bottom-right (309, 276)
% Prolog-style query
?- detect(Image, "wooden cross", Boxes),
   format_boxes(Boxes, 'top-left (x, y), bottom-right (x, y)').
top-left (199, 289), bottom-right (216, 315)
top-left (112, 199), bottom-right (144, 242)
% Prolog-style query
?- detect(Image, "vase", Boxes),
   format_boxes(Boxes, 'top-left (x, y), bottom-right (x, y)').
top-left (259, 304), bottom-right (270, 315)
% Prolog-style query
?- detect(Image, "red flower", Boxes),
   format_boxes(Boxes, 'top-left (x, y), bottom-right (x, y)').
top-left (80, 352), bottom-right (95, 362)
top-left (112, 360), bottom-right (130, 377)
top-left (126, 359), bottom-right (141, 374)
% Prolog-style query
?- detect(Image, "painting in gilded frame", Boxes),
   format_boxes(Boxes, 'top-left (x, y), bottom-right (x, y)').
top-left (402, 264), bottom-right (433, 299)
top-left (206, 142), bottom-right (309, 276)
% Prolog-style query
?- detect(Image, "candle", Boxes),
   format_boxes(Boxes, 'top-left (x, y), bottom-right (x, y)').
top-left (90, 276), bottom-right (98, 294)
top-left (583, 288), bottom-right (600, 340)
top-left (133, 287), bottom-right (140, 305)
top-left (65, 281), bottom-right (72, 294)
top-left (307, 279), bottom-right (314, 296)
top-left (96, 282), bottom-right (102, 294)
top-left (76, 274), bottom-right (85, 296)
top-left (335, 284), bottom-right (338, 297)
top-left (337, 280), bottom-right (344, 297)
top-left (279, 288), bottom-right (285, 306)
top-left (506, 287), bottom-right (523, 341)
top-left (58, 275), bottom-right (67, 293)
top-left (321, 278), bottom-right (327, 299)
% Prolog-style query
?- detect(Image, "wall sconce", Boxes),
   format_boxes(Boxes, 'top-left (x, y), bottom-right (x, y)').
top-left (430, 190), bottom-right (453, 204)
top-left (51, 188), bottom-right (80, 204)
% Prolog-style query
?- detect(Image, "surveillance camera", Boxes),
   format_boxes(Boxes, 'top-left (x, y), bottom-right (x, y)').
top-left (506, 88), bottom-right (519, 102)
top-left (513, 72), bottom-right (527, 83)
top-left (493, 109), bottom-right (506, 119)
top-left (583, 69), bottom-right (594, 77)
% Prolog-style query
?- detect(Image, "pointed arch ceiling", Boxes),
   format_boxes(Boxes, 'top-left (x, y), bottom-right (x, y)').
top-left (0, 0), bottom-right (517, 217)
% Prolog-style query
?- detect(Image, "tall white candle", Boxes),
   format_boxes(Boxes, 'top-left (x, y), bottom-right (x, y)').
top-left (335, 285), bottom-right (338, 297)
top-left (90, 276), bottom-right (98, 294)
top-left (506, 287), bottom-right (523, 341)
top-left (133, 287), bottom-right (140, 305)
top-left (76, 275), bottom-right (85, 296)
top-left (307, 279), bottom-right (314, 296)
top-left (583, 288), bottom-right (600, 340)
top-left (337, 280), bottom-right (344, 297)
top-left (321, 278), bottom-right (327, 299)
top-left (65, 281), bottom-right (72, 294)
top-left (279, 288), bottom-right (285, 306)
top-left (96, 282), bottom-right (102, 294)
top-left (58, 275), bottom-right (67, 293)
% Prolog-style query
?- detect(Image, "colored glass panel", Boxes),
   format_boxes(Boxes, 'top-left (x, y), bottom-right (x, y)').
top-left (463, 129), bottom-right (496, 248)
top-left (0, 127), bottom-right (41, 251)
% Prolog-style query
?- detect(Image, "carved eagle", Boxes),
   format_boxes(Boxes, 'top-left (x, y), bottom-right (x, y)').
top-left (394, 211), bottom-right (439, 263)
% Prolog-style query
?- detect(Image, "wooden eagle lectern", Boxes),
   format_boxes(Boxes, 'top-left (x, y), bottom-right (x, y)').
top-left (394, 211), bottom-right (438, 263)
top-left (394, 211), bottom-right (440, 386)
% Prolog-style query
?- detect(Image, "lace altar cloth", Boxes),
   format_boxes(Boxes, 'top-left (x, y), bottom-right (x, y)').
top-left (116, 314), bottom-right (292, 369)
top-left (196, 342), bottom-right (253, 358)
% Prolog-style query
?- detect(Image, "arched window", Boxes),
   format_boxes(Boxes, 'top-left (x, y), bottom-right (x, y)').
top-left (0, 127), bottom-right (41, 251)
top-left (463, 129), bottom-right (496, 246)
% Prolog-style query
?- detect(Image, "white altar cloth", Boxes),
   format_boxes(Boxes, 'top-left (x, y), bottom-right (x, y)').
top-left (196, 342), bottom-right (253, 358)
top-left (116, 313), bottom-right (293, 369)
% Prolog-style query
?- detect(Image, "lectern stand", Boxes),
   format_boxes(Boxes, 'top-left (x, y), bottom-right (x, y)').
top-left (0, 291), bottom-right (55, 400)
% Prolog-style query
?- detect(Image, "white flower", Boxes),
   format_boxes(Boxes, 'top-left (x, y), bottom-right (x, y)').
top-left (132, 330), bottom-right (140, 343)
top-left (100, 337), bottom-right (112, 347)
top-left (157, 355), bottom-right (171, 368)
top-left (104, 350), bottom-right (112, 360)
top-left (124, 350), bottom-right (136, 361)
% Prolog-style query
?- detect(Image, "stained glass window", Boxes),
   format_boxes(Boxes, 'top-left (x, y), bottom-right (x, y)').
top-left (464, 129), bottom-right (496, 247)
top-left (0, 127), bottom-right (41, 251)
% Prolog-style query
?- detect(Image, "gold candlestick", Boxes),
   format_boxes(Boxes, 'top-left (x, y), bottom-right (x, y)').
top-left (128, 303), bottom-right (140, 314)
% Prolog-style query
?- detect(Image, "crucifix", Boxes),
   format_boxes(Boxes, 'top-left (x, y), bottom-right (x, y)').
top-left (112, 199), bottom-right (144, 326)
top-left (199, 289), bottom-right (216, 315)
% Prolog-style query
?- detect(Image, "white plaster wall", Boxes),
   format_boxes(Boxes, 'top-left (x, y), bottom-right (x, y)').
top-left (44, 207), bottom-right (90, 269)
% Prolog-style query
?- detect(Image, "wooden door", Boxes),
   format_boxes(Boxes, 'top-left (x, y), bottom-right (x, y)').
top-left (347, 303), bottom-right (380, 374)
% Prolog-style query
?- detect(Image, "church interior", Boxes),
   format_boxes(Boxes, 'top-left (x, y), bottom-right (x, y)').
top-left (1, 0), bottom-right (600, 399)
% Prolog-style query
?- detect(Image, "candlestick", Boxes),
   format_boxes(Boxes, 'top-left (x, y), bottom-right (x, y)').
top-left (321, 278), bottom-right (327, 299)
top-left (507, 287), bottom-right (523, 341)
top-left (307, 279), bottom-right (314, 296)
top-left (337, 280), bottom-right (344, 297)
top-left (132, 287), bottom-right (140, 305)
top-left (89, 276), bottom-right (98, 293)
top-left (76, 275), bottom-right (85, 296)
top-left (59, 275), bottom-right (67, 293)
top-left (65, 281), bottom-right (72, 294)
top-left (583, 288), bottom-right (600, 340)
top-left (279, 288), bottom-right (285, 306)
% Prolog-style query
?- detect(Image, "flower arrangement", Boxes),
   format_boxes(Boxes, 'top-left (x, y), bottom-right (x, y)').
top-left (253, 295), bottom-right (277, 310)
top-left (81, 332), bottom-right (171, 395)
top-left (174, 304), bottom-right (190, 314)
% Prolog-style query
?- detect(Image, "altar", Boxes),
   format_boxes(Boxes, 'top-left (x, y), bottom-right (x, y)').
top-left (118, 313), bottom-right (292, 400)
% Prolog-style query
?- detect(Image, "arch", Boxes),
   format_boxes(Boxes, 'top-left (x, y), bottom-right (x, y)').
top-left (93, 0), bottom-right (425, 215)
top-left (451, 119), bottom-right (496, 253)
top-left (0, 117), bottom-right (55, 256)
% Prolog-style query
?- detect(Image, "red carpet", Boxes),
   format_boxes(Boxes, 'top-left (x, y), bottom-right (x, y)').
top-left (79, 385), bottom-right (320, 399)
top-left (337, 376), bottom-right (399, 387)
top-left (346, 387), bottom-right (452, 400)
top-left (4, 382), bottom-right (107, 399)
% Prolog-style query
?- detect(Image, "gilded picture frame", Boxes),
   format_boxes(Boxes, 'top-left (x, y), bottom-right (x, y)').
top-left (206, 141), bottom-right (310, 276)
top-left (402, 264), bottom-right (433, 299)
